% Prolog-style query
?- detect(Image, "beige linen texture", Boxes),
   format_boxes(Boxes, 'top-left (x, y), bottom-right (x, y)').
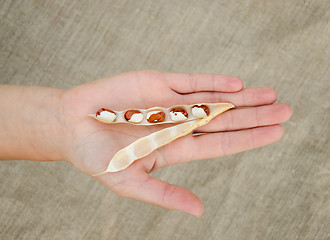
top-left (0, 1), bottom-right (329, 239)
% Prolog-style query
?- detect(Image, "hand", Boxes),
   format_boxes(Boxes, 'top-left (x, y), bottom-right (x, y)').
top-left (61, 70), bottom-right (292, 217)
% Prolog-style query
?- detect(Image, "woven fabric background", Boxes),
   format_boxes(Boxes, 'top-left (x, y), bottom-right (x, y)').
top-left (0, 1), bottom-right (329, 239)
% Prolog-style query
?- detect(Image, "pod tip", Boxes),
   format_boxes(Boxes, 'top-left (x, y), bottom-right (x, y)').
top-left (92, 170), bottom-right (108, 177)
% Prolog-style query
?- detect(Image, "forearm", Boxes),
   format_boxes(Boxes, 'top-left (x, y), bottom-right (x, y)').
top-left (0, 85), bottom-right (66, 161)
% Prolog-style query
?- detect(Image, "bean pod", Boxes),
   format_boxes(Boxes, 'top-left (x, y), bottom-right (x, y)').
top-left (90, 103), bottom-right (227, 125)
top-left (91, 103), bottom-right (235, 175)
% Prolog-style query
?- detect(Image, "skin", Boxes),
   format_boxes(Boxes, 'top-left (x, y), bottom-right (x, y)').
top-left (0, 70), bottom-right (292, 217)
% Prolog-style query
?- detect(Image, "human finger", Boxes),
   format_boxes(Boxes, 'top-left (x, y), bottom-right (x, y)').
top-left (180, 87), bottom-right (278, 107)
top-left (165, 72), bottom-right (244, 93)
top-left (195, 103), bottom-right (292, 133)
top-left (155, 125), bottom-right (284, 169)
top-left (105, 173), bottom-right (204, 217)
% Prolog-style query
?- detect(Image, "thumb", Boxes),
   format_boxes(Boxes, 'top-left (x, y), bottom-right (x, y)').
top-left (129, 174), bottom-right (204, 217)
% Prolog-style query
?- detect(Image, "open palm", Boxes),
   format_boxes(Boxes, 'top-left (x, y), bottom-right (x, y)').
top-left (61, 70), bottom-right (292, 216)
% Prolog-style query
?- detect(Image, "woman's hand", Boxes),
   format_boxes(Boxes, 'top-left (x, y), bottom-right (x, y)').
top-left (60, 70), bottom-right (292, 217)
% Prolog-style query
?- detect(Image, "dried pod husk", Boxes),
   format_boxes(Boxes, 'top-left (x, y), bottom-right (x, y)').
top-left (92, 102), bottom-right (235, 175)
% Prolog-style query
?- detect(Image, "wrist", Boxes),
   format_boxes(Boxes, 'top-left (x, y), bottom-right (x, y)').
top-left (0, 85), bottom-right (67, 161)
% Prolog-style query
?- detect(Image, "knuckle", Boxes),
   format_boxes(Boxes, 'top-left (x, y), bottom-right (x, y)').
top-left (162, 184), bottom-right (178, 203)
top-left (249, 128), bottom-right (256, 149)
top-left (224, 110), bottom-right (233, 130)
top-left (254, 107), bottom-right (260, 126)
top-left (219, 132), bottom-right (230, 156)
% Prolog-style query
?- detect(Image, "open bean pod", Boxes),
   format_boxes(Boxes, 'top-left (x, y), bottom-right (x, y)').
top-left (91, 103), bottom-right (235, 175)
top-left (90, 103), bottom-right (231, 125)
